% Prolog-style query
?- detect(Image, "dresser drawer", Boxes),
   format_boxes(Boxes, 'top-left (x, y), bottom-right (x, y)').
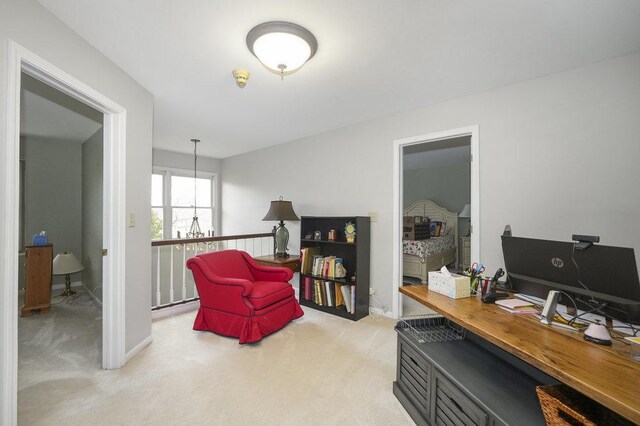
top-left (434, 371), bottom-right (488, 426)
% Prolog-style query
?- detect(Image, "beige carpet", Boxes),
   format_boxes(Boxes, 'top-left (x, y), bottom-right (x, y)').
top-left (18, 294), bottom-right (414, 425)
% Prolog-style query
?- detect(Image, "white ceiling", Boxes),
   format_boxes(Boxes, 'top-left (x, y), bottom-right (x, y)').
top-left (38, 0), bottom-right (640, 159)
top-left (21, 74), bottom-right (103, 143)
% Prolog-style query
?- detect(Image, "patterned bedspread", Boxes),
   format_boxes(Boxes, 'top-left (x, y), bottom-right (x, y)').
top-left (403, 235), bottom-right (455, 262)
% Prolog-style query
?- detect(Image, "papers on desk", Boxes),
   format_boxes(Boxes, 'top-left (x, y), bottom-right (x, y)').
top-left (495, 299), bottom-right (539, 314)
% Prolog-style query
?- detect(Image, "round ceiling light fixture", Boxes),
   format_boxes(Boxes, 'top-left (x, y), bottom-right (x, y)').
top-left (246, 21), bottom-right (318, 79)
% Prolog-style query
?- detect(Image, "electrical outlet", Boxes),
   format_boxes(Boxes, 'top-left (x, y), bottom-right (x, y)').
top-left (369, 212), bottom-right (378, 223)
top-left (369, 288), bottom-right (376, 295)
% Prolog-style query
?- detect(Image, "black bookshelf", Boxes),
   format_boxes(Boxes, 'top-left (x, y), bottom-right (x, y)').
top-left (299, 216), bottom-right (370, 321)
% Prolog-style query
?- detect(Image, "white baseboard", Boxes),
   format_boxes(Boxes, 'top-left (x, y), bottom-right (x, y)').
top-left (151, 300), bottom-right (199, 320)
top-left (82, 283), bottom-right (103, 307)
top-left (369, 306), bottom-right (396, 319)
top-left (125, 335), bottom-right (153, 363)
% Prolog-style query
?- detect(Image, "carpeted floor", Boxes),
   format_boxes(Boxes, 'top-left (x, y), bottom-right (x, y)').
top-left (18, 292), bottom-right (414, 425)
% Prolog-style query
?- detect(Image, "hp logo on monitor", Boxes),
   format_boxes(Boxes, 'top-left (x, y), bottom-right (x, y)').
top-left (551, 257), bottom-right (564, 268)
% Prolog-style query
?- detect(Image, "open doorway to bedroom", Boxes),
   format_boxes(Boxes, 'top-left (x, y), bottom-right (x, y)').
top-left (392, 125), bottom-right (479, 319)
top-left (401, 137), bottom-right (471, 315)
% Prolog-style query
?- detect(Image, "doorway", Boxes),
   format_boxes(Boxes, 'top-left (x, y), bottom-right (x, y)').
top-left (2, 41), bottom-right (127, 423)
top-left (19, 70), bottom-right (105, 396)
top-left (392, 126), bottom-right (480, 318)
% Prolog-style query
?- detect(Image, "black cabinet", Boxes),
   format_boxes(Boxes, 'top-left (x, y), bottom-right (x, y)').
top-left (299, 216), bottom-right (370, 320)
top-left (394, 318), bottom-right (555, 426)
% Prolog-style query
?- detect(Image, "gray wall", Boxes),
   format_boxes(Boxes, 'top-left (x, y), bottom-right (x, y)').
top-left (23, 136), bottom-right (82, 286)
top-left (153, 148), bottom-right (221, 174)
top-left (221, 51), bottom-right (640, 316)
top-left (82, 129), bottom-right (103, 302)
top-left (0, 0), bottom-right (154, 405)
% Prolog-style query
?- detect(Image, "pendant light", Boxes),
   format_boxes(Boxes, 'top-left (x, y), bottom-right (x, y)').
top-left (187, 138), bottom-right (204, 238)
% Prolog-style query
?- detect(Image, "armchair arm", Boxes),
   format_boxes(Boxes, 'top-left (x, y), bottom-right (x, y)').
top-left (241, 252), bottom-right (294, 282)
top-left (187, 257), bottom-right (255, 316)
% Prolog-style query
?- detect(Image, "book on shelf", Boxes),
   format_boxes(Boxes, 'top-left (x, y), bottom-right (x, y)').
top-left (324, 281), bottom-right (334, 307)
top-left (350, 285), bottom-right (356, 314)
top-left (303, 276), bottom-right (312, 301)
top-left (335, 283), bottom-right (344, 307)
top-left (340, 285), bottom-right (351, 314)
top-left (300, 247), bottom-right (321, 275)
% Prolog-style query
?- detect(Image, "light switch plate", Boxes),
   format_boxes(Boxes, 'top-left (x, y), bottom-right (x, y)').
top-left (129, 213), bottom-right (136, 227)
top-left (368, 212), bottom-right (378, 223)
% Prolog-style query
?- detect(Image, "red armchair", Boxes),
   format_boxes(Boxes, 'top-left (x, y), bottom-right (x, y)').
top-left (186, 249), bottom-right (304, 344)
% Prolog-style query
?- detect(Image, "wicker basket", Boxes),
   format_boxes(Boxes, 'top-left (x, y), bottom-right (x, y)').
top-left (536, 384), bottom-right (633, 426)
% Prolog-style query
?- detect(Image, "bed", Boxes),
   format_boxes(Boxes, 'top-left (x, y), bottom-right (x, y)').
top-left (403, 199), bottom-right (458, 284)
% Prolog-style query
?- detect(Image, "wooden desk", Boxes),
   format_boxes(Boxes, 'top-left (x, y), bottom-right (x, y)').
top-left (400, 285), bottom-right (640, 424)
top-left (253, 255), bottom-right (300, 273)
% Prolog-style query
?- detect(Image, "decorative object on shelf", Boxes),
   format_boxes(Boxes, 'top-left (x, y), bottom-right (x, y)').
top-left (186, 138), bottom-right (205, 238)
top-left (314, 231), bottom-right (322, 240)
top-left (52, 251), bottom-right (84, 296)
top-left (232, 69), bottom-right (250, 88)
top-left (262, 196), bottom-right (300, 257)
top-left (304, 232), bottom-right (312, 239)
top-left (459, 203), bottom-right (471, 237)
top-left (328, 229), bottom-right (337, 241)
top-left (246, 21), bottom-right (318, 80)
top-left (345, 222), bottom-right (356, 243)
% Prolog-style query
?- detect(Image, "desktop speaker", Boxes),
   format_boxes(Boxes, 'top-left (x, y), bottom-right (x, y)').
top-left (540, 290), bottom-right (560, 325)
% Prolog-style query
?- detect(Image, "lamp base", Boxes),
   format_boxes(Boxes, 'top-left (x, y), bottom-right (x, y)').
top-left (274, 221), bottom-right (290, 257)
top-left (59, 274), bottom-right (76, 297)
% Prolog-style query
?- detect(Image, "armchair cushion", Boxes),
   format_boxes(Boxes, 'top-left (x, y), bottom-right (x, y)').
top-left (249, 281), bottom-right (295, 310)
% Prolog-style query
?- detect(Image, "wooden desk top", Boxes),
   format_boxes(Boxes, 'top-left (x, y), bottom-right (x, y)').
top-left (400, 285), bottom-right (640, 424)
top-left (253, 254), bottom-right (300, 272)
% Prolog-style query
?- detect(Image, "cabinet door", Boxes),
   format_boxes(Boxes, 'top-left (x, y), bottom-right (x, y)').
top-left (398, 339), bottom-right (431, 416)
top-left (433, 371), bottom-right (488, 426)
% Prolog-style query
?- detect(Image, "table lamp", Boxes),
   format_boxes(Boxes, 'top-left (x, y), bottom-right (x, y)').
top-left (262, 196), bottom-right (300, 258)
top-left (52, 251), bottom-right (84, 296)
top-left (459, 204), bottom-right (471, 237)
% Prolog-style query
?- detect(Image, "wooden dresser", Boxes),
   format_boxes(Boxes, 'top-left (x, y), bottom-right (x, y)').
top-left (22, 244), bottom-right (53, 317)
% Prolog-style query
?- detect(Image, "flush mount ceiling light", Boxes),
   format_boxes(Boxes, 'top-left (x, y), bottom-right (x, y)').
top-left (246, 21), bottom-right (318, 79)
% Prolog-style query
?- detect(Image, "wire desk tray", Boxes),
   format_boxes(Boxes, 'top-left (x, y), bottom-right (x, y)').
top-left (396, 314), bottom-right (466, 344)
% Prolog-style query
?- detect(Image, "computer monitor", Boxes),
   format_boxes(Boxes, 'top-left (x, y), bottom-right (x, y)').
top-left (501, 235), bottom-right (640, 324)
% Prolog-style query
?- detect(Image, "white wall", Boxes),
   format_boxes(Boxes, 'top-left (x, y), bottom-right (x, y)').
top-left (82, 128), bottom-right (103, 302)
top-left (222, 51), bottom-right (640, 316)
top-left (23, 136), bottom-right (82, 286)
top-left (0, 0), bottom-right (154, 411)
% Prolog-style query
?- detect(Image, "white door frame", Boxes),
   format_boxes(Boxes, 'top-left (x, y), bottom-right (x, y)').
top-left (2, 40), bottom-right (127, 424)
top-left (392, 125), bottom-right (480, 318)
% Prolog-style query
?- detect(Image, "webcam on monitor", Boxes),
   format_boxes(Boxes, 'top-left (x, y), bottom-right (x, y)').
top-left (572, 234), bottom-right (600, 251)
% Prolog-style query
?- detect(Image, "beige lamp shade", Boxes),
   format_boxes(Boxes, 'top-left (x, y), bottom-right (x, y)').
top-left (52, 252), bottom-right (84, 275)
top-left (459, 204), bottom-right (471, 219)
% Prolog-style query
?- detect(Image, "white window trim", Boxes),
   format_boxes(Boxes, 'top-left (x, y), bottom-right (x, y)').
top-left (152, 166), bottom-right (219, 240)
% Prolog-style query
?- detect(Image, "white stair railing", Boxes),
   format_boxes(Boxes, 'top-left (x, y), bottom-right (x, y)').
top-left (151, 232), bottom-right (275, 310)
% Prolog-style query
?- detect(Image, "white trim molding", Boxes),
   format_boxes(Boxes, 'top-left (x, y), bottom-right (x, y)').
top-left (2, 40), bottom-right (128, 425)
top-left (392, 125), bottom-right (480, 319)
top-left (125, 335), bottom-right (153, 363)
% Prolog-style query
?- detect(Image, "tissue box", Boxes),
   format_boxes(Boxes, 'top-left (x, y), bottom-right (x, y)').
top-left (428, 271), bottom-right (470, 299)
top-left (32, 235), bottom-right (48, 246)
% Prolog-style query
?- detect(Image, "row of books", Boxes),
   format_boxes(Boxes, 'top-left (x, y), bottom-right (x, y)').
top-left (301, 276), bottom-right (356, 314)
top-left (300, 247), bottom-right (347, 279)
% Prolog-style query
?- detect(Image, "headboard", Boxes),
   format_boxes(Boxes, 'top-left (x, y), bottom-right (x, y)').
top-left (403, 199), bottom-right (459, 245)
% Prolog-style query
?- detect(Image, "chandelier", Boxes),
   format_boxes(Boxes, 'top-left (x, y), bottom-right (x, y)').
top-left (187, 138), bottom-right (204, 238)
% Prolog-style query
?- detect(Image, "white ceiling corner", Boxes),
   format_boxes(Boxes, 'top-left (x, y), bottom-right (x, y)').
top-left (36, 0), bottom-right (640, 158)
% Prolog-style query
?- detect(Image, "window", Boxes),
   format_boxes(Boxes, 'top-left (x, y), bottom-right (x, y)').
top-left (151, 169), bottom-right (217, 239)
